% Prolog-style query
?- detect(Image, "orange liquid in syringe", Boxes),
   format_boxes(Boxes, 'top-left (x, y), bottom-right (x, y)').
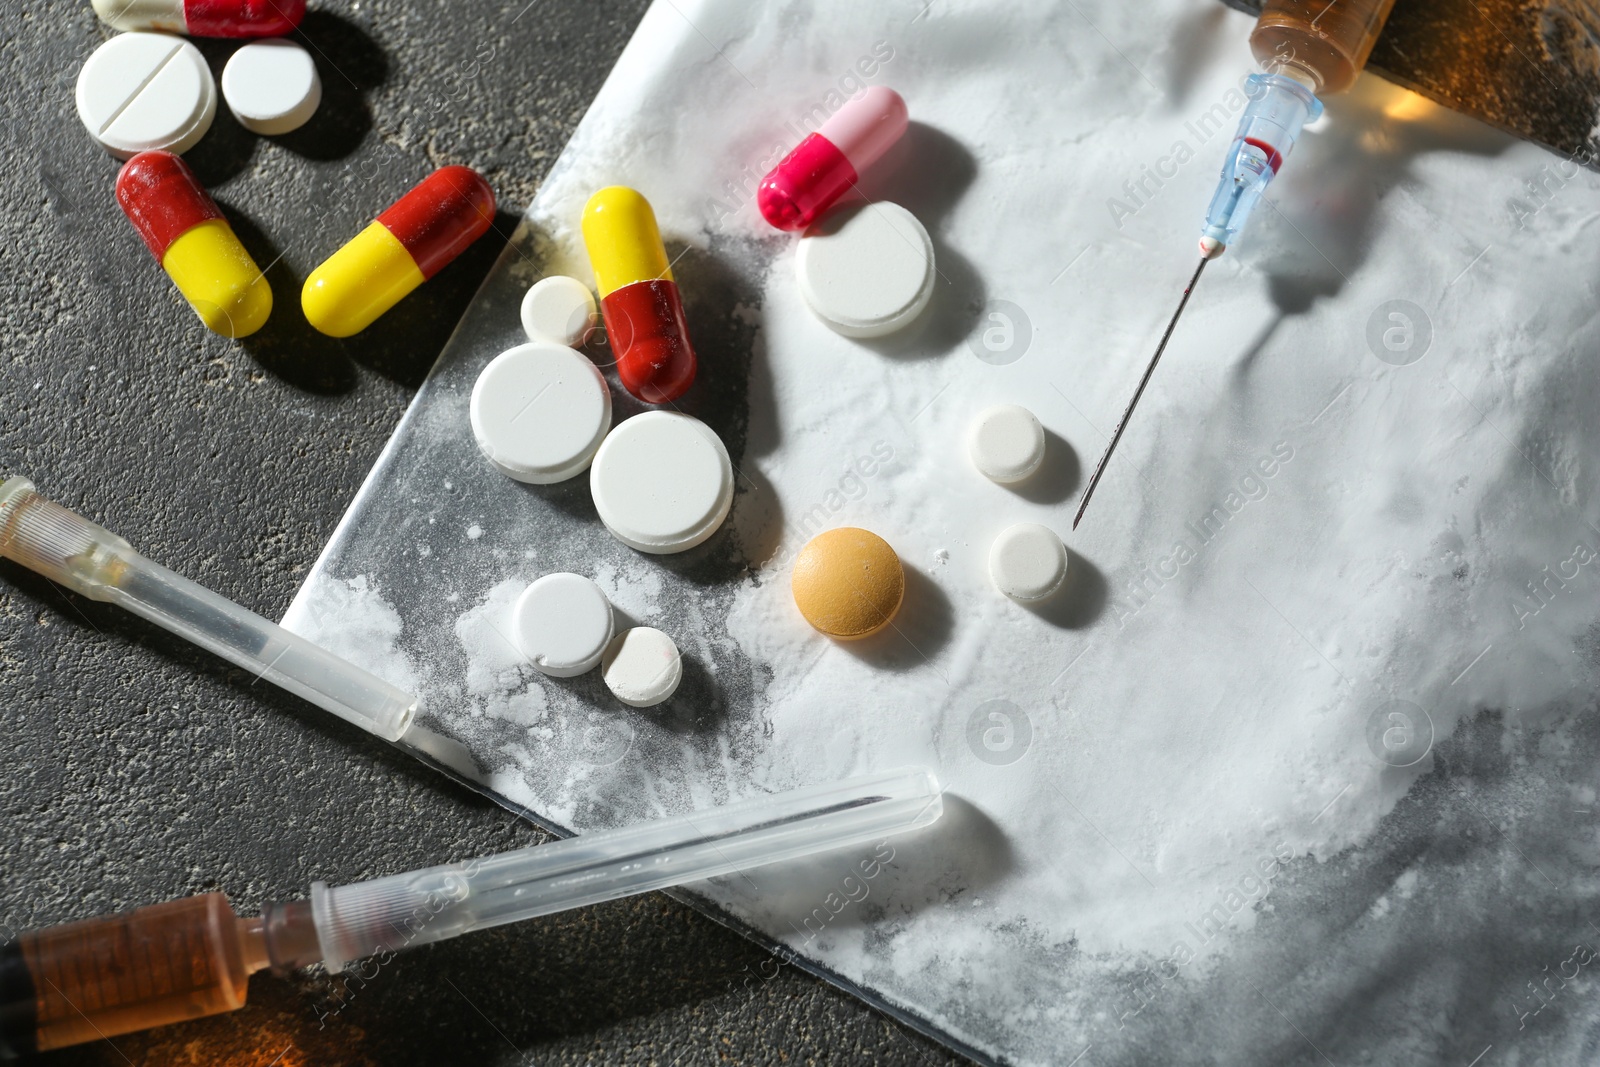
top-left (16, 894), bottom-right (254, 1051)
top-left (1251, 0), bottom-right (1400, 94)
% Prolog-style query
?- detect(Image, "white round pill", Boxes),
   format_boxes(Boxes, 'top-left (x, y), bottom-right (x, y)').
top-left (221, 39), bottom-right (322, 136)
top-left (471, 343), bottom-right (612, 484)
top-left (76, 33), bottom-right (217, 159)
top-left (511, 573), bottom-right (613, 677)
top-left (590, 411), bottom-right (734, 555)
top-left (601, 627), bottom-right (683, 707)
top-left (969, 404), bottom-right (1045, 484)
top-left (521, 276), bottom-right (597, 348)
top-left (989, 523), bottom-right (1069, 602)
top-left (796, 201), bottom-right (935, 338)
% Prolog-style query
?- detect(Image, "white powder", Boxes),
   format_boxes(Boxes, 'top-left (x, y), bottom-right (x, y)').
top-left (282, 574), bottom-right (421, 699)
top-left (284, 1), bottom-right (1600, 1062)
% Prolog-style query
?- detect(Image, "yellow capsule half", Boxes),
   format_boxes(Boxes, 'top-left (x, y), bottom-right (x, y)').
top-left (161, 219), bottom-right (273, 339)
top-left (301, 222), bottom-right (426, 338)
top-left (582, 186), bottom-right (672, 298)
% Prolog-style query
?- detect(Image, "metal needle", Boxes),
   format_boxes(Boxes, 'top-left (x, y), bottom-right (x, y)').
top-left (1073, 255), bottom-right (1210, 530)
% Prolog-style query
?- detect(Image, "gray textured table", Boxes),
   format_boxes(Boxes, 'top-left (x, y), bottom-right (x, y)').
top-left (0, 1), bottom-right (1586, 1064)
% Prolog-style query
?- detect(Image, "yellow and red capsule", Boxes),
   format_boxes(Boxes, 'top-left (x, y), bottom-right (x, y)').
top-left (115, 150), bottom-right (272, 338)
top-left (582, 186), bottom-right (697, 404)
top-left (302, 166), bottom-right (495, 337)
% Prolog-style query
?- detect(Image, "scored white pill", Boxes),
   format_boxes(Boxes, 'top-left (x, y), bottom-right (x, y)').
top-left (796, 200), bottom-right (935, 338)
top-left (989, 523), bottom-right (1069, 602)
top-left (76, 33), bottom-right (217, 159)
top-left (969, 404), bottom-right (1046, 484)
top-left (471, 343), bottom-right (612, 484)
top-left (521, 276), bottom-right (598, 348)
top-left (590, 411), bottom-right (734, 554)
top-left (221, 39), bottom-right (322, 136)
top-left (511, 573), bottom-right (614, 678)
top-left (601, 627), bottom-right (683, 707)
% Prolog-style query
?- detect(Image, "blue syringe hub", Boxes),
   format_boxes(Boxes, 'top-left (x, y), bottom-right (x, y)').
top-left (1200, 72), bottom-right (1323, 258)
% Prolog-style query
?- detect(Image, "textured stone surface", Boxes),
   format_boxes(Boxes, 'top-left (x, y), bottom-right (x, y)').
top-left (1, 1), bottom-right (1583, 1064)
top-left (0, 2), bottom-right (957, 1063)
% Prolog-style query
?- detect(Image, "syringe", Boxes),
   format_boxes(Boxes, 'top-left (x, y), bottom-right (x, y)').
top-left (1074, 0), bottom-right (1398, 528)
top-left (0, 476), bottom-right (417, 740)
top-left (0, 767), bottom-right (942, 1056)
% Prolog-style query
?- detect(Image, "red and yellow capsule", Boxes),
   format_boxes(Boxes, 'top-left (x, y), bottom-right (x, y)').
top-left (302, 166), bottom-right (495, 338)
top-left (115, 150), bottom-right (272, 339)
top-left (581, 187), bottom-right (697, 404)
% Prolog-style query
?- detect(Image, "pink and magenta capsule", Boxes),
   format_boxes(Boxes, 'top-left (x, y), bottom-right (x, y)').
top-left (758, 87), bottom-right (909, 232)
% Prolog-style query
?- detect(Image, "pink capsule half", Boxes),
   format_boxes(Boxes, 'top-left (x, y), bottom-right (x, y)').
top-left (758, 86), bottom-right (909, 232)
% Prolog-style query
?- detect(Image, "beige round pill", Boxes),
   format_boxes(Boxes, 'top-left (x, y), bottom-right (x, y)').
top-left (791, 528), bottom-right (905, 640)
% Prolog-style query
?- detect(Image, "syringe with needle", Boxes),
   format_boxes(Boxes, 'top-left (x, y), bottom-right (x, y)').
top-left (0, 767), bottom-right (942, 1057)
top-left (1074, 0), bottom-right (1399, 529)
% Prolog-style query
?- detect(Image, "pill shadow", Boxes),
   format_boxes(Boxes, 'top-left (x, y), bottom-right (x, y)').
top-left (852, 122), bottom-right (986, 361)
top-left (654, 651), bottom-right (728, 734)
top-left (543, 659), bottom-right (618, 707)
top-left (641, 522), bottom-right (746, 588)
top-left (182, 47), bottom-right (258, 188)
top-left (514, 469), bottom-right (602, 526)
top-left (1024, 549), bottom-right (1107, 630)
top-left (656, 240), bottom-right (770, 458)
top-left (1009, 428), bottom-right (1080, 505)
top-left (728, 462), bottom-right (785, 571)
top-left (222, 204), bottom-right (359, 394)
top-left (839, 565), bottom-right (954, 672)
top-left (276, 11), bottom-right (387, 162)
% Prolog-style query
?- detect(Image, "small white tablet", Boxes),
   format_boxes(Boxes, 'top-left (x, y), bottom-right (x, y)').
top-left (521, 276), bottom-right (597, 348)
top-left (989, 523), bottom-right (1068, 602)
top-left (471, 343), bottom-right (611, 484)
top-left (601, 627), bottom-right (682, 707)
top-left (590, 411), bottom-right (734, 554)
top-left (76, 33), bottom-right (217, 159)
top-left (511, 573), bottom-right (613, 677)
top-left (221, 39), bottom-right (322, 136)
top-left (969, 404), bottom-right (1045, 484)
top-left (796, 201), bottom-right (935, 338)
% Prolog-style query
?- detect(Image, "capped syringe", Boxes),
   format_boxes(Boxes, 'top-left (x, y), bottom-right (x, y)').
top-left (0, 476), bottom-right (417, 740)
top-left (0, 767), bottom-right (942, 1056)
top-left (1074, 0), bottom-right (1397, 529)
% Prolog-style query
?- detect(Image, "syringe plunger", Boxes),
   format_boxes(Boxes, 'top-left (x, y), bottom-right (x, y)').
top-left (0, 476), bottom-right (417, 740)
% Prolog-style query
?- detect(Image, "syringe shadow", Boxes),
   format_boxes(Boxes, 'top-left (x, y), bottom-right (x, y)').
top-left (1230, 77), bottom-right (1511, 379)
